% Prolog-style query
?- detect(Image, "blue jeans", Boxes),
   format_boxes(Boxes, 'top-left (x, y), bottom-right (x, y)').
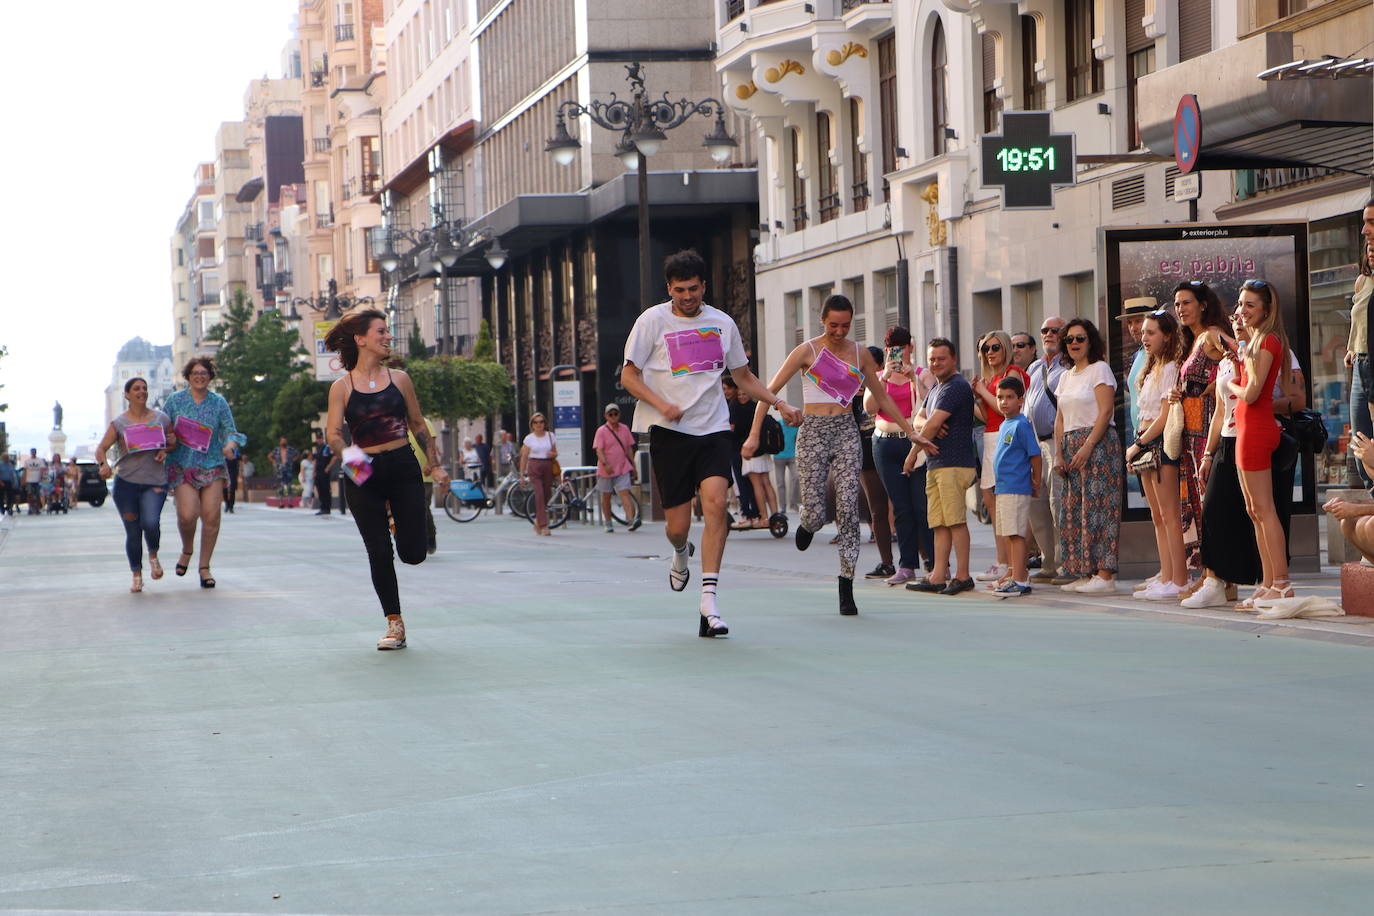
top-left (1352, 356), bottom-right (1373, 488)
top-left (873, 435), bottom-right (934, 572)
top-left (112, 476), bottom-right (169, 571)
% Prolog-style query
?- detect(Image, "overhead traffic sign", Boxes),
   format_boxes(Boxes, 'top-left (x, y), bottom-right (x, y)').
top-left (980, 112), bottom-right (1075, 210)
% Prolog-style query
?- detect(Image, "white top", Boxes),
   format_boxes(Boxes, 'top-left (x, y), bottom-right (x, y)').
top-left (801, 339), bottom-right (864, 406)
top-left (623, 302), bottom-right (749, 436)
top-left (1137, 359), bottom-right (1179, 424)
top-left (523, 432), bottom-right (556, 459)
top-left (1054, 360), bottom-right (1118, 432)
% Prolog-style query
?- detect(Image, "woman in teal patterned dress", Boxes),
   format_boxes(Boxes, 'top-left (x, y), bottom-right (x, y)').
top-left (164, 357), bottom-right (246, 588)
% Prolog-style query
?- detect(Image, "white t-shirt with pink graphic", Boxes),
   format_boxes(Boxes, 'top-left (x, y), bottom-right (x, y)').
top-left (623, 301), bottom-right (749, 437)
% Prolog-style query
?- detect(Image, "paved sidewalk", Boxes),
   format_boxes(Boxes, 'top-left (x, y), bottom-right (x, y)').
top-left (3, 504), bottom-right (1373, 915)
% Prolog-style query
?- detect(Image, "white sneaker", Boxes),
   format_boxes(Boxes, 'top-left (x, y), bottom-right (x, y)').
top-left (1061, 577), bottom-right (1093, 592)
top-left (1143, 581), bottom-right (1184, 601)
top-left (1180, 577), bottom-right (1229, 608)
top-left (975, 563), bottom-right (1008, 582)
top-left (1075, 576), bottom-right (1119, 595)
top-left (1133, 574), bottom-right (1161, 592)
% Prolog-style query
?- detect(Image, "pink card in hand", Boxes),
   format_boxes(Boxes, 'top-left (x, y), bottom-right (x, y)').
top-left (341, 446), bottom-right (373, 485)
top-left (124, 424), bottom-right (166, 452)
top-left (174, 415), bottom-right (213, 453)
top-left (664, 327), bottom-right (726, 376)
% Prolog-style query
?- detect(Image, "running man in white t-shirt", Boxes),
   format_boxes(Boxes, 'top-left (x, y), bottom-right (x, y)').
top-left (622, 250), bottom-right (803, 637)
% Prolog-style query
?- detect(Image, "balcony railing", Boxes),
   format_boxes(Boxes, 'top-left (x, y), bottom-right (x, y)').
top-left (335, 22), bottom-right (354, 42)
top-left (313, 137), bottom-right (331, 153)
top-left (818, 191), bottom-right (842, 224)
top-left (199, 292), bottom-right (220, 306)
top-left (841, 0), bottom-right (890, 10)
top-left (852, 180), bottom-right (871, 212)
top-left (342, 180), bottom-right (353, 201)
top-left (274, 270), bottom-right (293, 289)
top-left (792, 204), bottom-right (809, 232)
top-left (310, 70), bottom-right (326, 88)
top-left (360, 173), bottom-right (380, 195)
top-left (316, 209), bottom-right (334, 229)
top-left (244, 222), bottom-right (264, 242)
top-left (726, 0), bottom-right (744, 19)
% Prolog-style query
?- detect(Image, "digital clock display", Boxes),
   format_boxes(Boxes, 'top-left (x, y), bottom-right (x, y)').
top-left (994, 146), bottom-right (1057, 172)
top-left (980, 112), bottom-right (1076, 210)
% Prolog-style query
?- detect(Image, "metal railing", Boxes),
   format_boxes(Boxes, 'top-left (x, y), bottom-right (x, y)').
top-left (841, 0), bottom-right (890, 9)
top-left (274, 270), bottom-right (293, 289)
top-left (726, 0), bottom-right (745, 19)
top-left (244, 223), bottom-right (264, 242)
top-left (852, 179), bottom-right (870, 212)
top-left (792, 203), bottom-right (809, 232)
top-left (360, 173), bottom-right (380, 195)
top-left (818, 191), bottom-right (842, 223)
top-left (310, 70), bottom-right (326, 88)
top-left (316, 210), bottom-right (333, 229)
top-left (312, 137), bottom-right (331, 153)
top-left (334, 22), bottom-right (354, 42)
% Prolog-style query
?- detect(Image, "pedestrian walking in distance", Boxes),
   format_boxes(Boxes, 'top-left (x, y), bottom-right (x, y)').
top-left (324, 308), bottom-right (449, 650)
top-left (164, 357), bottom-right (246, 589)
top-left (519, 414), bottom-right (558, 536)
top-left (744, 294), bottom-right (931, 616)
top-left (95, 377), bottom-right (176, 594)
top-left (593, 403), bottom-right (641, 533)
top-left (622, 249), bottom-right (801, 637)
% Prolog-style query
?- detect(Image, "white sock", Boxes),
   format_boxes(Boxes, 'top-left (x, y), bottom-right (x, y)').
top-left (1015, 580), bottom-right (1029, 588)
top-left (700, 574), bottom-right (719, 616)
top-left (672, 542), bottom-right (690, 573)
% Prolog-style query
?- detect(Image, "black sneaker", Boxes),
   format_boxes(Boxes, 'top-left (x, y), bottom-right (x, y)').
top-left (864, 564), bottom-right (896, 579)
top-left (939, 577), bottom-right (975, 595)
top-left (1027, 554), bottom-right (1043, 569)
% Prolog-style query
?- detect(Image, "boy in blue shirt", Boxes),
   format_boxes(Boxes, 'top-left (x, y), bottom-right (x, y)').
top-left (990, 376), bottom-right (1041, 597)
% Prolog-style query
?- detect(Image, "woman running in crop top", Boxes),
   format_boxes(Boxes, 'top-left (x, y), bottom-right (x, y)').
top-left (743, 294), bottom-right (935, 616)
top-left (325, 309), bottom-right (450, 651)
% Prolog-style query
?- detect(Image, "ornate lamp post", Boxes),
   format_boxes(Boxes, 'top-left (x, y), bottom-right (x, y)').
top-left (369, 204), bottom-right (507, 356)
top-left (545, 62), bottom-right (737, 307)
top-left (287, 278), bottom-right (374, 322)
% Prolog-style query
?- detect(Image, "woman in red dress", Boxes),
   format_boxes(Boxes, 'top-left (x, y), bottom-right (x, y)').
top-left (1227, 279), bottom-right (1290, 608)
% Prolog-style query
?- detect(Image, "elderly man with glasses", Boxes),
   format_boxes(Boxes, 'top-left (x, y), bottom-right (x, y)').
top-left (1024, 317), bottom-right (1069, 584)
top-left (594, 402), bottom-right (642, 533)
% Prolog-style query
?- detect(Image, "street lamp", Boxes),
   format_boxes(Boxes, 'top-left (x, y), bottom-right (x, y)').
top-left (288, 278), bottom-right (374, 322)
top-left (368, 204), bottom-right (506, 356)
top-left (544, 62), bottom-right (737, 308)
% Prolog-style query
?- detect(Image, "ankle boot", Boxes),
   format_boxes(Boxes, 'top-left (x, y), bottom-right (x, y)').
top-left (838, 576), bottom-right (858, 615)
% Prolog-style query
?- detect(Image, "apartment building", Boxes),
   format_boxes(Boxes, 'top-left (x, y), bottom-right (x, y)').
top-left (169, 163), bottom-right (219, 363)
top-left (238, 74), bottom-right (305, 315)
top-left (105, 339), bottom-right (175, 427)
top-left (376, 0), bottom-right (479, 356)
top-left (467, 0), bottom-right (758, 452)
top-left (295, 0), bottom-right (386, 344)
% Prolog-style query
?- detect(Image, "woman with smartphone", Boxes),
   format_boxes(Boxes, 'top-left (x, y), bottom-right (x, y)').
top-left (865, 327), bottom-right (934, 586)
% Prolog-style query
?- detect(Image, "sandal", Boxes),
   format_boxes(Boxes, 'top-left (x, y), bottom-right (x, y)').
top-left (130, 572), bottom-right (143, 594)
top-left (198, 566), bottom-right (216, 589)
top-left (149, 555), bottom-right (164, 580)
top-left (1235, 586), bottom-right (1275, 612)
top-left (175, 550), bottom-right (192, 577)
top-left (1254, 579), bottom-right (1295, 607)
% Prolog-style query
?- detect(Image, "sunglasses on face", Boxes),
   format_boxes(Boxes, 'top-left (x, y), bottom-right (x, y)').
top-left (1040, 326), bottom-right (1062, 335)
top-left (1064, 334), bottom-right (1088, 345)
top-left (1013, 341), bottom-right (1033, 348)
top-left (981, 344), bottom-right (1002, 354)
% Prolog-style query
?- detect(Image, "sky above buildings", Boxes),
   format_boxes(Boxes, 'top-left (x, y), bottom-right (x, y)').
top-left (0, 0), bottom-right (298, 456)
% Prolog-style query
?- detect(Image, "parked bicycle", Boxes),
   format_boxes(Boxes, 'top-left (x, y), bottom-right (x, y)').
top-left (444, 470), bottom-right (532, 523)
top-left (542, 467), bottom-right (640, 529)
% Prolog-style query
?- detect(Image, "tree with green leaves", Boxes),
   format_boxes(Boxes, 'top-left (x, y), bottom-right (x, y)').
top-left (205, 290), bottom-right (310, 468)
top-left (407, 320), bottom-right (427, 359)
top-left (271, 374), bottom-right (331, 446)
top-left (403, 355), bottom-right (513, 468)
top-left (473, 319), bottom-right (495, 361)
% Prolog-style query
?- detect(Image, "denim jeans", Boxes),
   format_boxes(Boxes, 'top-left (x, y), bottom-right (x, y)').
top-left (1352, 356), bottom-right (1372, 488)
top-left (112, 476), bottom-right (169, 571)
top-left (873, 435), bottom-right (934, 572)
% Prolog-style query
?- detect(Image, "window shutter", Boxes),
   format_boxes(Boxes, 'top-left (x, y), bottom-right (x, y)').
top-left (982, 33), bottom-right (996, 91)
top-left (1125, 0), bottom-right (1150, 53)
top-left (1178, 0), bottom-right (1212, 62)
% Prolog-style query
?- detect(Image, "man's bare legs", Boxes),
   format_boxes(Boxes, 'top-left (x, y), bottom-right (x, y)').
top-left (664, 475), bottom-right (730, 632)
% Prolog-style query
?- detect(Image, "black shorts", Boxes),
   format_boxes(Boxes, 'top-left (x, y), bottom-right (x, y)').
top-left (649, 426), bottom-right (735, 509)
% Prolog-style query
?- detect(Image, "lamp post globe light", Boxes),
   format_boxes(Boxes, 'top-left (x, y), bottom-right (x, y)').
top-left (367, 204), bottom-right (507, 356)
top-left (544, 61), bottom-right (737, 308)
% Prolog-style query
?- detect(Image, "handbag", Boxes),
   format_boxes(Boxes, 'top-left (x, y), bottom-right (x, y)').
top-left (1277, 409), bottom-right (1328, 454)
top-left (1162, 401), bottom-right (1186, 460)
top-left (1130, 442), bottom-right (1162, 474)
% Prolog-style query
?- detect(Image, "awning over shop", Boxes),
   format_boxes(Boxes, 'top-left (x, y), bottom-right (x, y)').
top-left (1138, 32), bottom-right (1372, 176)
top-left (440, 168), bottom-right (759, 276)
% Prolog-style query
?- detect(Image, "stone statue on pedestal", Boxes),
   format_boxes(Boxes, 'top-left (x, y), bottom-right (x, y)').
top-left (53, 401), bottom-right (63, 430)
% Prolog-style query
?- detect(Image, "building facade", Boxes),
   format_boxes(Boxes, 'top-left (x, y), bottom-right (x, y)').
top-left (105, 338), bottom-right (176, 428)
top-left (170, 163), bottom-right (219, 363)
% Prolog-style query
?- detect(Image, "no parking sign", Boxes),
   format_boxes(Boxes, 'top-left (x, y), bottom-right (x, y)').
top-left (1173, 95), bottom-right (1202, 174)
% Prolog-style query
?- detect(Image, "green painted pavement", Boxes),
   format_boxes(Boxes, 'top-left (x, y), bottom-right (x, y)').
top-left (2, 505), bottom-right (1372, 914)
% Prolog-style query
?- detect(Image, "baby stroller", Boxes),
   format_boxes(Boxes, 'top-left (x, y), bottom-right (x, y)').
top-left (46, 473), bottom-right (68, 514)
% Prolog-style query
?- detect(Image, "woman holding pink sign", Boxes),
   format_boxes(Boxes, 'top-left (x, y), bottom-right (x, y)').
top-left (164, 357), bottom-right (246, 589)
top-left (95, 377), bottom-right (175, 593)
top-left (744, 295), bottom-right (931, 616)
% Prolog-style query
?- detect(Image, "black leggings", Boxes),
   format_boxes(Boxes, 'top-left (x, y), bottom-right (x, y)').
top-left (344, 447), bottom-right (429, 615)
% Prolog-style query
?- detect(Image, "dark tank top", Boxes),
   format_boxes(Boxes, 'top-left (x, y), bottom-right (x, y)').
top-left (344, 370), bottom-right (410, 448)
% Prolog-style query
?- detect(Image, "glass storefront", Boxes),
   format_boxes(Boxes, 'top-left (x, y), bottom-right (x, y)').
top-left (1308, 211), bottom-right (1364, 490)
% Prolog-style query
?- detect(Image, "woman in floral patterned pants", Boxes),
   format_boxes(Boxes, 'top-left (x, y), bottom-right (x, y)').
top-left (797, 413), bottom-right (863, 580)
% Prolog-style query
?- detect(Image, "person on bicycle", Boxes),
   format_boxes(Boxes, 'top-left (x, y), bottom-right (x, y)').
top-left (594, 403), bottom-right (641, 533)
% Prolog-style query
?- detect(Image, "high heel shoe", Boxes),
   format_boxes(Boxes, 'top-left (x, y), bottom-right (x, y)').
top-left (198, 566), bottom-right (216, 589)
top-left (148, 555), bottom-right (164, 580)
top-left (175, 550), bottom-right (192, 577)
top-left (699, 613), bottom-right (729, 638)
top-left (838, 576), bottom-right (858, 616)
